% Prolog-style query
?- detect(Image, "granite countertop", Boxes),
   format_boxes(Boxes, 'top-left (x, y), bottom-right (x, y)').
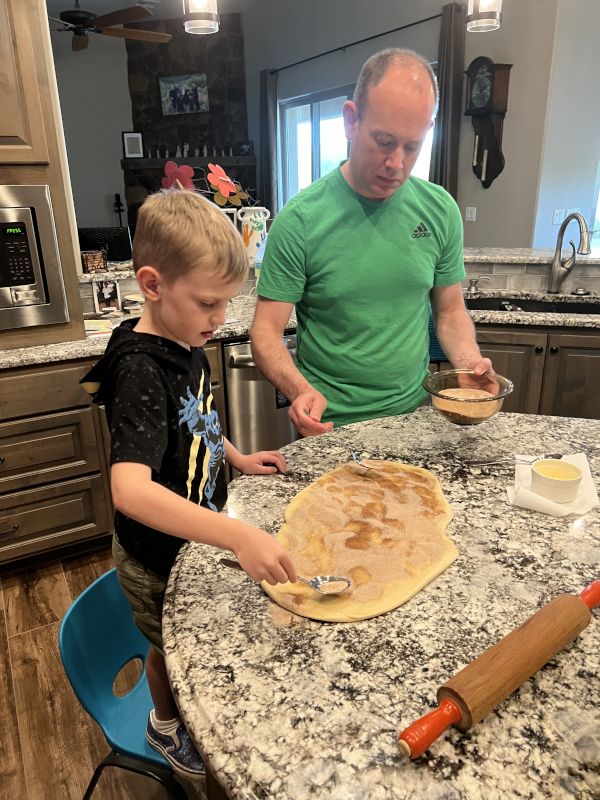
top-left (463, 289), bottom-right (600, 329)
top-left (163, 408), bottom-right (599, 800)
top-left (462, 247), bottom-right (600, 265)
top-left (2, 289), bottom-right (600, 370)
top-left (76, 261), bottom-right (135, 282)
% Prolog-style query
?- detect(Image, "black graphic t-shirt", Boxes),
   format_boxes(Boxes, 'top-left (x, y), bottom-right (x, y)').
top-left (81, 318), bottom-right (227, 576)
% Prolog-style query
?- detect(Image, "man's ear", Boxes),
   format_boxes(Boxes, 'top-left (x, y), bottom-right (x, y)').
top-left (136, 266), bottom-right (161, 301)
top-left (342, 100), bottom-right (359, 141)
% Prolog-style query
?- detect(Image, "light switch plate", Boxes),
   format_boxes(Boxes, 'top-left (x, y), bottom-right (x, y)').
top-left (465, 206), bottom-right (477, 222)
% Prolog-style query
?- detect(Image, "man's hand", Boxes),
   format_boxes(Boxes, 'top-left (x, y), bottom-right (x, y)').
top-left (236, 450), bottom-right (287, 475)
top-left (458, 357), bottom-right (500, 395)
top-left (289, 389), bottom-right (334, 436)
top-left (234, 527), bottom-right (297, 585)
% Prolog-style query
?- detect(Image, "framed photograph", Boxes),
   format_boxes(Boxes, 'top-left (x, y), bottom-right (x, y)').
top-left (159, 74), bottom-right (209, 116)
top-left (93, 279), bottom-right (122, 313)
top-left (122, 131), bottom-right (144, 159)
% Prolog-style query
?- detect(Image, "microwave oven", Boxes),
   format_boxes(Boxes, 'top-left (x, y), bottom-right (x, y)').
top-left (0, 185), bottom-right (69, 331)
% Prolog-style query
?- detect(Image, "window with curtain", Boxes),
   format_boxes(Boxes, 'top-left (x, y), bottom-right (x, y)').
top-left (278, 84), bottom-right (435, 207)
top-left (279, 86), bottom-right (353, 207)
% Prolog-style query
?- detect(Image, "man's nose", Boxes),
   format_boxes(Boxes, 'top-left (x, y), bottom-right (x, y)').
top-left (384, 147), bottom-right (404, 172)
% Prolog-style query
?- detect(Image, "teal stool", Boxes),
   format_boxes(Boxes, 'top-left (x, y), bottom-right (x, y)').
top-left (58, 568), bottom-right (188, 799)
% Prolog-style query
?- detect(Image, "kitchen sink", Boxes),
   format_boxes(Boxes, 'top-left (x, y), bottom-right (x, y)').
top-left (465, 297), bottom-right (600, 314)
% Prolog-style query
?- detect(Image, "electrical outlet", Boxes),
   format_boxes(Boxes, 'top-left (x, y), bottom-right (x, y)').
top-left (465, 206), bottom-right (477, 222)
top-left (553, 208), bottom-right (566, 225)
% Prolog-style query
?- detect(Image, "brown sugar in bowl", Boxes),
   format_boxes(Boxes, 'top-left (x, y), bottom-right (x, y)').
top-left (423, 370), bottom-right (513, 426)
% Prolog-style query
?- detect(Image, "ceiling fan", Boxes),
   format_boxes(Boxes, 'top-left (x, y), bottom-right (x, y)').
top-left (49, 2), bottom-right (172, 51)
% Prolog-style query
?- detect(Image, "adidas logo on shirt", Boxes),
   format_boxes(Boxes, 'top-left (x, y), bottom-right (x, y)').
top-left (412, 222), bottom-right (431, 239)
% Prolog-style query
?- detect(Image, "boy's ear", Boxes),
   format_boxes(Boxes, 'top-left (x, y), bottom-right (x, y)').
top-left (136, 266), bottom-right (161, 301)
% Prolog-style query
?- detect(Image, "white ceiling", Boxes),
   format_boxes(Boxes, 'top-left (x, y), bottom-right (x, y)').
top-left (45, 0), bottom-right (257, 20)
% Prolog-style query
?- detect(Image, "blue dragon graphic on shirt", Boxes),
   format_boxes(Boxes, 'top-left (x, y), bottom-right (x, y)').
top-left (178, 384), bottom-right (223, 511)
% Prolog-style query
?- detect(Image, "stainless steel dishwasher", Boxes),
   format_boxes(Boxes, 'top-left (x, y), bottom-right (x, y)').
top-left (224, 335), bottom-right (297, 454)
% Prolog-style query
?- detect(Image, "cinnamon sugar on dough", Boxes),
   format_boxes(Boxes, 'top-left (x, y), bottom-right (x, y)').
top-left (261, 461), bottom-right (456, 622)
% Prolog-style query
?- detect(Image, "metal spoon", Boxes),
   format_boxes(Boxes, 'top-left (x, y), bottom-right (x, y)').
top-left (219, 558), bottom-right (352, 595)
top-left (348, 449), bottom-right (385, 471)
top-left (465, 452), bottom-right (563, 466)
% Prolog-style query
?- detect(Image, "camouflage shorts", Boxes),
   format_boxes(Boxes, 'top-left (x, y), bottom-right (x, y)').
top-left (112, 536), bottom-right (166, 653)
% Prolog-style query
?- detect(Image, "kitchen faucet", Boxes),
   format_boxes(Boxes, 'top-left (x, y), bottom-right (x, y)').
top-left (466, 275), bottom-right (491, 294)
top-left (547, 212), bottom-right (591, 293)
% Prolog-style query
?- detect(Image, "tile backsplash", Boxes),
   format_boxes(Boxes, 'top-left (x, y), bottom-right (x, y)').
top-left (463, 261), bottom-right (600, 294)
top-left (79, 259), bottom-right (600, 314)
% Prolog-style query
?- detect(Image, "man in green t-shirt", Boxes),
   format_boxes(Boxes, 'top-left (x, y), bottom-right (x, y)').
top-left (251, 48), bottom-right (495, 435)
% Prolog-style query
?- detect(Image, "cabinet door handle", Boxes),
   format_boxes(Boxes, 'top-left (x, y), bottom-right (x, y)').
top-left (0, 521), bottom-right (19, 536)
top-left (0, 455), bottom-right (4, 465)
top-left (550, 346), bottom-right (559, 354)
top-left (535, 346), bottom-right (544, 353)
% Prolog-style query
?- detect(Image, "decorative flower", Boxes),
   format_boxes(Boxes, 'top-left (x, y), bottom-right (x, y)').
top-left (207, 163), bottom-right (236, 197)
top-left (207, 163), bottom-right (250, 207)
top-left (162, 160), bottom-right (195, 190)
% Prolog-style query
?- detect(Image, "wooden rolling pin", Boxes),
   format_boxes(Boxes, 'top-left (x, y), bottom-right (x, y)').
top-left (398, 580), bottom-right (600, 758)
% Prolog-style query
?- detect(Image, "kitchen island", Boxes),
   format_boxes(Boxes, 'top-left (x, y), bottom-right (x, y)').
top-left (163, 408), bottom-right (599, 800)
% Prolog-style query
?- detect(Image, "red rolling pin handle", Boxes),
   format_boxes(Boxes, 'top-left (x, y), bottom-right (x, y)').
top-left (397, 698), bottom-right (462, 759)
top-left (580, 580), bottom-right (600, 609)
top-left (398, 581), bottom-right (599, 759)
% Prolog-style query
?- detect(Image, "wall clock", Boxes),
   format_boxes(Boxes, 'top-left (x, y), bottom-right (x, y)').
top-left (464, 57), bottom-right (512, 188)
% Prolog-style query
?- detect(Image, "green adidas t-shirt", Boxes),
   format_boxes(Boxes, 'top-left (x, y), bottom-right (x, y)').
top-left (257, 167), bottom-right (465, 427)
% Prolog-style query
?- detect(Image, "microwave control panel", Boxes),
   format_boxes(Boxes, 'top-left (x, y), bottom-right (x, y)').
top-left (0, 207), bottom-right (46, 308)
top-left (1, 220), bottom-right (36, 286)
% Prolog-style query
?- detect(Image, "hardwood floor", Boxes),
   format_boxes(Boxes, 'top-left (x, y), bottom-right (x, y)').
top-left (0, 546), bottom-right (205, 800)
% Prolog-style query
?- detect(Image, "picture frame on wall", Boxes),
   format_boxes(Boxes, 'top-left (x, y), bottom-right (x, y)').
top-left (159, 74), bottom-right (209, 116)
top-left (122, 131), bottom-right (144, 158)
top-left (93, 279), bottom-right (122, 313)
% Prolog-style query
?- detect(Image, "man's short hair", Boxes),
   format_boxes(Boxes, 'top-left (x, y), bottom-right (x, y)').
top-left (132, 189), bottom-right (248, 284)
top-left (354, 48), bottom-right (439, 120)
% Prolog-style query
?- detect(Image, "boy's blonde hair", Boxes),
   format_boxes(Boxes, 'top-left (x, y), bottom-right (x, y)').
top-left (132, 189), bottom-right (249, 284)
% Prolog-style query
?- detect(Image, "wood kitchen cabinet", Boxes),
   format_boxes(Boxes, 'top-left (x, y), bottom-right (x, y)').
top-left (539, 331), bottom-right (600, 418)
top-left (475, 325), bottom-right (600, 419)
top-left (0, 360), bottom-right (112, 565)
top-left (476, 328), bottom-right (547, 414)
top-left (0, 0), bottom-right (85, 350)
top-left (0, 0), bottom-right (49, 164)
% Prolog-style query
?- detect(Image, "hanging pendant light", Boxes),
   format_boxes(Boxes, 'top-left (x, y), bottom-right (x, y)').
top-left (182, 0), bottom-right (220, 35)
top-left (466, 0), bottom-right (502, 32)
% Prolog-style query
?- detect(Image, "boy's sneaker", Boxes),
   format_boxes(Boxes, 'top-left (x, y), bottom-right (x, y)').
top-left (146, 716), bottom-right (206, 779)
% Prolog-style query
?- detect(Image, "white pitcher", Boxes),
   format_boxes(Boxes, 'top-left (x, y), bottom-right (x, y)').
top-left (238, 207), bottom-right (270, 264)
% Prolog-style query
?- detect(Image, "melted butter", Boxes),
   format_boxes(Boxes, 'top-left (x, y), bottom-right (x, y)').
top-left (534, 460), bottom-right (581, 480)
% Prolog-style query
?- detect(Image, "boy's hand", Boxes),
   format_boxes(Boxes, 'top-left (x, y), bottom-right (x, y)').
top-left (236, 450), bottom-right (287, 475)
top-left (234, 527), bottom-right (297, 585)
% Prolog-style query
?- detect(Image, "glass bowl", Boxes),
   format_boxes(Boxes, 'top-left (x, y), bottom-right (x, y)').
top-left (423, 369), bottom-right (514, 426)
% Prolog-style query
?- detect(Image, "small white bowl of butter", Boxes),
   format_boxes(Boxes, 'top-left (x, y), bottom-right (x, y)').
top-left (531, 459), bottom-right (582, 503)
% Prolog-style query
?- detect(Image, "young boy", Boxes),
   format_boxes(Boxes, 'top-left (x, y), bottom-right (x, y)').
top-left (81, 189), bottom-right (297, 779)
